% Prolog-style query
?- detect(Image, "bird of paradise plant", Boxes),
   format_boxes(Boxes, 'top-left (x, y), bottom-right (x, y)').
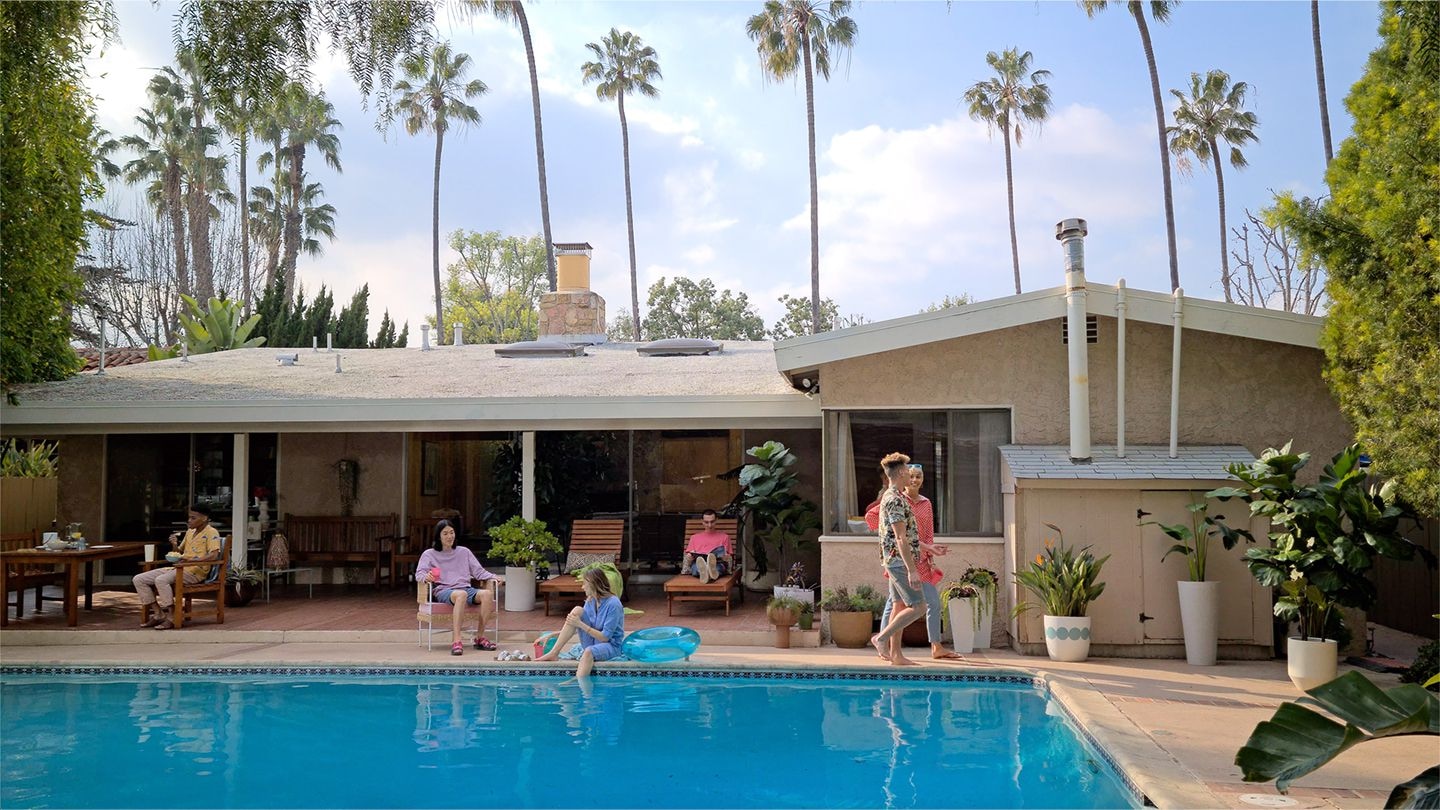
top-left (1012, 523), bottom-right (1109, 618)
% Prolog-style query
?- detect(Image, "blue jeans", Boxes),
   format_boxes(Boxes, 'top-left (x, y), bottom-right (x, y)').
top-left (880, 579), bottom-right (942, 643)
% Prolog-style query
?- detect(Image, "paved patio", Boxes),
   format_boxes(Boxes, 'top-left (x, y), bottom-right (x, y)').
top-left (1, 584), bottom-right (1434, 810)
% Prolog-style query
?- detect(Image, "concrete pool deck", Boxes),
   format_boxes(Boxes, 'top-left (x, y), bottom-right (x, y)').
top-left (3, 629), bottom-right (1432, 810)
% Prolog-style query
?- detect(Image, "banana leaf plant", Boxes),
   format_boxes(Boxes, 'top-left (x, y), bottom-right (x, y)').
top-left (1137, 493), bottom-right (1247, 581)
top-left (1235, 671), bottom-right (1438, 808)
top-left (739, 441), bottom-right (820, 580)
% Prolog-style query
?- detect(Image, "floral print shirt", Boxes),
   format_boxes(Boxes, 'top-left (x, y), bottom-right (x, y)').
top-left (878, 486), bottom-right (919, 565)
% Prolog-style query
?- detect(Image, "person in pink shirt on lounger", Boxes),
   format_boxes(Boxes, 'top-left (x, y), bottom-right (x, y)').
top-left (417, 520), bottom-right (499, 656)
top-left (681, 508), bottom-right (733, 583)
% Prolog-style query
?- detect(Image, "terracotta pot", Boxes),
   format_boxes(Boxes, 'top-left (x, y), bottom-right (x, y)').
top-left (768, 607), bottom-right (798, 649)
top-left (828, 610), bottom-right (874, 649)
top-left (225, 580), bottom-right (258, 607)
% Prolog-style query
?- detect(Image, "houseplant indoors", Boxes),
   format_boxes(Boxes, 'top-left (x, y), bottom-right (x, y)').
top-left (487, 516), bottom-right (563, 612)
top-left (1013, 523), bottom-right (1109, 662)
top-left (1139, 494), bottom-right (1248, 665)
top-left (819, 585), bottom-right (885, 649)
top-left (1208, 443), bottom-right (1431, 691)
top-left (766, 595), bottom-right (806, 649)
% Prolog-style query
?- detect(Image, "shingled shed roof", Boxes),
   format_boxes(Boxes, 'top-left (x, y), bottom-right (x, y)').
top-left (999, 445), bottom-right (1254, 481)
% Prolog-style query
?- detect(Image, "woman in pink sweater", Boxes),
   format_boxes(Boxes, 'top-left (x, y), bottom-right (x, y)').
top-left (417, 520), bottom-right (499, 655)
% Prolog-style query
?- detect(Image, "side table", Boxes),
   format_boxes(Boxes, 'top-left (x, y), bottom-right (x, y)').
top-left (262, 567), bottom-right (316, 602)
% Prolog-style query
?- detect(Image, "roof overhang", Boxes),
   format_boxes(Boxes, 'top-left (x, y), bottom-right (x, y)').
top-left (774, 283), bottom-right (1323, 373)
top-left (0, 395), bottom-right (821, 435)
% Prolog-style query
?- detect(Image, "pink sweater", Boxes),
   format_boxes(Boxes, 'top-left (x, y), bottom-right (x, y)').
top-left (685, 529), bottom-right (733, 556)
top-left (416, 546), bottom-right (497, 590)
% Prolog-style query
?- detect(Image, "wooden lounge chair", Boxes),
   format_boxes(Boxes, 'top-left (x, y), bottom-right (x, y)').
top-left (663, 518), bottom-right (744, 616)
top-left (537, 519), bottom-right (625, 616)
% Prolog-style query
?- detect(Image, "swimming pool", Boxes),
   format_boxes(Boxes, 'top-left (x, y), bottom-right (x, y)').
top-left (1, 667), bottom-right (1139, 808)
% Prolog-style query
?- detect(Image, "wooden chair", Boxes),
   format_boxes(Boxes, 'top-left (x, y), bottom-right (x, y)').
top-left (416, 578), bottom-right (499, 651)
top-left (663, 518), bottom-right (744, 616)
top-left (1, 529), bottom-right (65, 620)
top-left (536, 519), bottom-right (625, 616)
top-left (138, 535), bottom-right (230, 628)
top-left (392, 516), bottom-right (443, 590)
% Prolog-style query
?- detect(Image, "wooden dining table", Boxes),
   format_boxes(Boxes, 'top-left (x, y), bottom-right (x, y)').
top-left (1, 542), bottom-right (149, 628)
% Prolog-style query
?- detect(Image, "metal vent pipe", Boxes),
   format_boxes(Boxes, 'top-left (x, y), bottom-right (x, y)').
top-left (1056, 218), bottom-right (1091, 463)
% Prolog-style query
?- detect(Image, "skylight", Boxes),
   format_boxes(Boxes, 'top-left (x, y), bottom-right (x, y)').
top-left (494, 341), bottom-right (587, 358)
top-left (636, 338), bottom-right (723, 357)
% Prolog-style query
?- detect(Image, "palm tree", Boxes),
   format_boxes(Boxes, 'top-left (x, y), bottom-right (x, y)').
top-left (1311, 0), bottom-right (1333, 166)
top-left (964, 48), bottom-right (1052, 295)
top-left (268, 84), bottom-right (342, 293)
top-left (394, 43), bottom-right (486, 344)
top-left (216, 90), bottom-right (258, 312)
top-left (1080, 0), bottom-right (1181, 292)
top-left (582, 28), bottom-right (662, 341)
top-left (462, 0), bottom-right (557, 291)
top-left (123, 88), bottom-right (191, 299)
top-left (1167, 69), bottom-right (1259, 304)
top-left (747, 0), bottom-right (858, 335)
top-left (252, 182), bottom-right (337, 260)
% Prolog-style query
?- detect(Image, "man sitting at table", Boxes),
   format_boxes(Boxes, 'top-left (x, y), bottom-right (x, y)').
top-left (133, 504), bottom-right (222, 630)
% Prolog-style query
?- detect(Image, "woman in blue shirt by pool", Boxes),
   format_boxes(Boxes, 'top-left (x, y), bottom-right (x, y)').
top-left (536, 567), bottom-right (625, 678)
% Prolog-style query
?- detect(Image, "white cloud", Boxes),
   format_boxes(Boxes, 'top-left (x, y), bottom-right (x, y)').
top-left (683, 245), bottom-right (716, 265)
top-left (663, 163), bottom-right (739, 234)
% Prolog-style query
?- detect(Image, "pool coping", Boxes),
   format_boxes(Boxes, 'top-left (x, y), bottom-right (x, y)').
top-left (0, 660), bottom-right (1223, 809)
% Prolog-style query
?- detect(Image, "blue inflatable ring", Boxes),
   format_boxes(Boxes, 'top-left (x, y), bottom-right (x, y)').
top-left (622, 626), bottom-right (700, 663)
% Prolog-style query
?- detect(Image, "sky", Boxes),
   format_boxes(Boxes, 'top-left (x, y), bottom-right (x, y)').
top-left (84, 0), bottom-right (1384, 337)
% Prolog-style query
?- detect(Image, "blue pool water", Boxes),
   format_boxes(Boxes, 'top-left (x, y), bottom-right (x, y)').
top-left (1, 670), bottom-right (1136, 808)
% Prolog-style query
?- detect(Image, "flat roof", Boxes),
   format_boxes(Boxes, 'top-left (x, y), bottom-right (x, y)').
top-left (1, 342), bottom-right (819, 434)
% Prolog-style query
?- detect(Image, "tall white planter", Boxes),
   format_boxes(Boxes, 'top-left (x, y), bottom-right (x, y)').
top-left (1177, 580), bottom-right (1221, 666)
top-left (947, 597), bottom-right (976, 654)
top-left (973, 601), bottom-right (996, 649)
top-left (1042, 615), bottom-right (1092, 662)
top-left (505, 566), bottom-right (536, 612)
top-left (1287, 637), bottom-right (1339, 692)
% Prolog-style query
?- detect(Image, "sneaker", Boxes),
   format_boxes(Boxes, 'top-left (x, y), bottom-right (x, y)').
top-left (707, 553), bottom-right (720, 576)
top-left (696, 557), bottom-right (713, 584)
top-left (451, 641), bottom-right (464, 656)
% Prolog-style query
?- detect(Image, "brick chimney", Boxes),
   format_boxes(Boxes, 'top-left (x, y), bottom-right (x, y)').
top-left (538, 242), bottom-right (607, 344)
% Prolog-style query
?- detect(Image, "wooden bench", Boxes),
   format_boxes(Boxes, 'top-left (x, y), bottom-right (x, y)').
top-left (537, 519), bottom-right (625, 616)
top-left (282, 514), bottom-right (398, 589)
top-left (2, 529), bottom-right (65, 619)
top-left (664, 518), bottom-right (744, 616)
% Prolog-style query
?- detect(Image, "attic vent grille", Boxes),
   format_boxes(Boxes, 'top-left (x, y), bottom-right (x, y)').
top-left (495, 340), bottom-right (587, 358)
top-left (1060, 315), bottom-right (1099, 344)
top-left (636, 338), bottom-right (723, 357)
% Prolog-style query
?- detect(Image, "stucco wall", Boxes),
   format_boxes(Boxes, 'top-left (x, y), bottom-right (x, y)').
top-left (58, 435), bottom-right (103, 540)
top-left (278, 433), bottom-right (403, 517)
top-left (819, 318), bottom-right (1352, 473)
top-left (821, 538), bottom-right (1008, 646)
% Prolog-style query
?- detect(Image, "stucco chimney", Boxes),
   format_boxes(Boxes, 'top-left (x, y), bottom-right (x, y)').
top-left (539, 242), bottom-right (607, 344)
top-left (1056, 218), bottom-right (1091, 464)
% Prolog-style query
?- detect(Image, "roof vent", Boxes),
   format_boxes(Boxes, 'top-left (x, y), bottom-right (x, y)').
top-left (636, 338), bottom-right (723, 357)
top-left (276, 353), bottom-right (300, 366)
top-left (495, 340), bottom-right (587, 359)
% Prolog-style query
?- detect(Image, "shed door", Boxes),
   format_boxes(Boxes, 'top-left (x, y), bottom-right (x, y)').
top-left (1140, 490), bottom-right (1256, 643)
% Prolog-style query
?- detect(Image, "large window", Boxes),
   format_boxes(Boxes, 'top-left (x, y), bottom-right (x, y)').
top-left (826, 409), bottom-right (1010, 536)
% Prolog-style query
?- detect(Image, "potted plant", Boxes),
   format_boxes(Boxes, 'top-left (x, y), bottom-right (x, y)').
top-left (940, 581), bottom-right (979, 654)
top-left (766, 595), bottom-right (806, 648)
top-left (1013, 523), bottom-right (1109, 662)
top-left (739, 441), bottom-right (820, 589)
top-left (487, 516), bottom-right (563, 612)
top-left (1139, 494), bottom-right (1248, 666)
top-left (1208, 443), bottom-right (1430, 691)
top-left (819, 585), bottom-right (885, 649)
top-left (774, 562), bottom-right (815, 606)
top-left (798, 601), bottom-right (814, 632)
top-left (225, 562), bottom-right (264, 607)
top-left (949, 566), bottom-right (1000, 649)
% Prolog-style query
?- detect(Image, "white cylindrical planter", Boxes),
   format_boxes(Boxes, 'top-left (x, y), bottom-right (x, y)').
top-left (948, 598), bottom-right (976, 654)
top-left (1043, 615), bottom-right (1092, 662)
top-left (504, 566), bottom-right (536, 612)
top-left (1177, 580), bottom-right (1221, 666)
top-left (1287, 637), bottom-right (1339, 692)
top-left (973, 602), bottom-right (996, 649)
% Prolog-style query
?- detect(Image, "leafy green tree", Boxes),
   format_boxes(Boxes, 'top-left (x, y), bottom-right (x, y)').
top-left (333, 284), bottom-right (370, 348)
top-left (769, 293), bottom-right (840, 340)
top-left (462, 0), bottom-right (556, 291)
top-left (1081, 0), bottom-right (1181, 292)
top-left (582, 28), bottom-right (662, 341)
top-left (1277, 1), bottom-right (1440, 514)
top-left (641, 277), bottom-right (766, 340)
top-left (920, 293), bottom-right (975, 312)
top-left (394, 43), bottom-right (486, 343)
top-left (747, 0), bottom-right (858, 334)
top-left (965, 48), bottom-right (1052, 295)
top-left (372, 310), bottom-right (409, 348)
top-left (1168, 69), bottom-right (1259, 303)
top-left (0, 2), bottom-right (115, 390)
top-left (439, 230), bottom-right (548, 344)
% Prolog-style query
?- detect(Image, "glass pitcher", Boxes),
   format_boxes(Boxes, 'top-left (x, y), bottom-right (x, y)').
top-left (67, 522), bottom-right (85, 549)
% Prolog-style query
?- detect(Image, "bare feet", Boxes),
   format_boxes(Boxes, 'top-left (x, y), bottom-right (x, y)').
top-left (931, 648), bottom-right (964, 660)
top-left (889, 655), bottom-right (920, 666)
top-left (870, 634), bottom-right (891, 661)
